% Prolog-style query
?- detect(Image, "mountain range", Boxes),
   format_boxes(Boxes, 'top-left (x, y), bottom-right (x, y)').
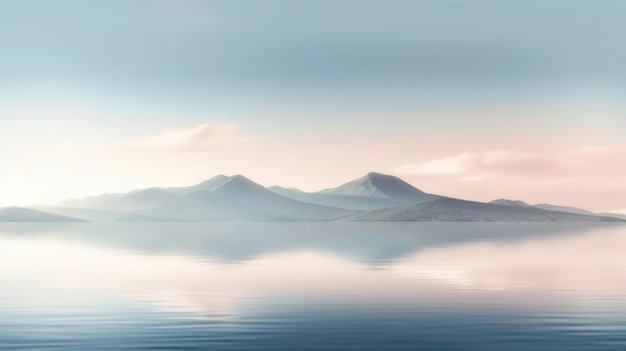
top-left (1, 172), bottom-right (624, 222)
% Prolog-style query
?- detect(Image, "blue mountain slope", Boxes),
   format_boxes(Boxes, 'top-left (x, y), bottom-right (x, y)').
top-left (120, 175), bottom-right (358, 221)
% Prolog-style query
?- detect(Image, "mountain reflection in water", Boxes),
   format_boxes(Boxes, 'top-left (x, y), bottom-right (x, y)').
top-left (1, 222), bottom-right (625, 350)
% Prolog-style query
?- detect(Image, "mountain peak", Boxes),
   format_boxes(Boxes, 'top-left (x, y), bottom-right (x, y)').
top-left (229, 174), bottom-right (248, 181)
top-left (319, 172), bottom-right (433, 201)
top-left (224, 174), bottom-right (256, 185)
top-left (217, 174), bottom-right (269, 194)
top-left (363, 172), bottom-right (398, 181)
top-left (208, 174), bottom-right (230, 181)
top-left (169, 174), bottom-right (266, 196)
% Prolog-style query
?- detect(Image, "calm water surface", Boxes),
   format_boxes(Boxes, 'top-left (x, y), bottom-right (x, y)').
top-left (1, 222), bottom-right (626, 350)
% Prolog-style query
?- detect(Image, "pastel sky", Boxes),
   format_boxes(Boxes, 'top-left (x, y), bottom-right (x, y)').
top-left (1, 0), bottom-right (625, 213)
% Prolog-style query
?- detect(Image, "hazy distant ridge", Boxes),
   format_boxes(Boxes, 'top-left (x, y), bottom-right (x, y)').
top-left (0, 207), bottom-right (85, 222)
top-left (489, 199), bottom-right (595, 216)
top-left (4, 172), bottom-right (623, 222)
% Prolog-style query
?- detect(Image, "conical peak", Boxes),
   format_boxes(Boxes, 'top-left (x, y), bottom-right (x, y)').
top-left (219, 174), bottom-right (267, 192)
top-left (225, 174), bottom-right (255, 185)
top-left (365, 171), bottom-right (389, 178)
top-left (229, 174), bottom-right (247, 181)
top-left (320, 172), bottom-right (429, 200)
top-left (362, 172), bottom-right (402, 183)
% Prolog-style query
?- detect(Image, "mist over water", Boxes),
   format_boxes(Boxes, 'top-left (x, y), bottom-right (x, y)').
top-left (1, 222), bottom-right (626, 350)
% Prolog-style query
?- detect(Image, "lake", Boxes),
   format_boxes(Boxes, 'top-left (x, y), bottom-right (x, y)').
top-left (1, 222), bottom-right (626, 350)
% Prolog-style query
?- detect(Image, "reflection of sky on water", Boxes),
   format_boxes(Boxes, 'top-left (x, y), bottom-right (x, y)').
top-left (1, 223), bottom-right (626, 319)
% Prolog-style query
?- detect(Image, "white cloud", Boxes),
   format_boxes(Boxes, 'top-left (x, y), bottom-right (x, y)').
top-left (127, 123), bottom-right (250, 152)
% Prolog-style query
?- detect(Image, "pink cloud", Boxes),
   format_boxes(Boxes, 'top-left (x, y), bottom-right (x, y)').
top-left (393, 147), bottom-right (626, 211)
top-left (126, 123), bottom-right (250, 152)
top-left (394, 150), bottom-right (558, 180)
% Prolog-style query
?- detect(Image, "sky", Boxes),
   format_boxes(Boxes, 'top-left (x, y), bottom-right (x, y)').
top-left (1, 0), bottom-right (625, 213)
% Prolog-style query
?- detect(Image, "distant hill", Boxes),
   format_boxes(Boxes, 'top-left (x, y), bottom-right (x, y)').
top-left (598, 212), bottom-right (626, 220)
top-left (59, 187), bottom-right (178, 212)
top-left (0, 207), bottom-right (85, 222)
top-left (119, 175), bottom-right (357, 221)
top-left (490, 199), bottom-right (598, 216)
top-left (58, 193), bottom-right (122, 208)
top-left (103, 188), bottom-right (179, 212)
top-left (532, 203), bottom-right (595, 215)
top-left (29, 205), bottom-right (126, 222)
top-left (346, 198), bottom-right (624, 222)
